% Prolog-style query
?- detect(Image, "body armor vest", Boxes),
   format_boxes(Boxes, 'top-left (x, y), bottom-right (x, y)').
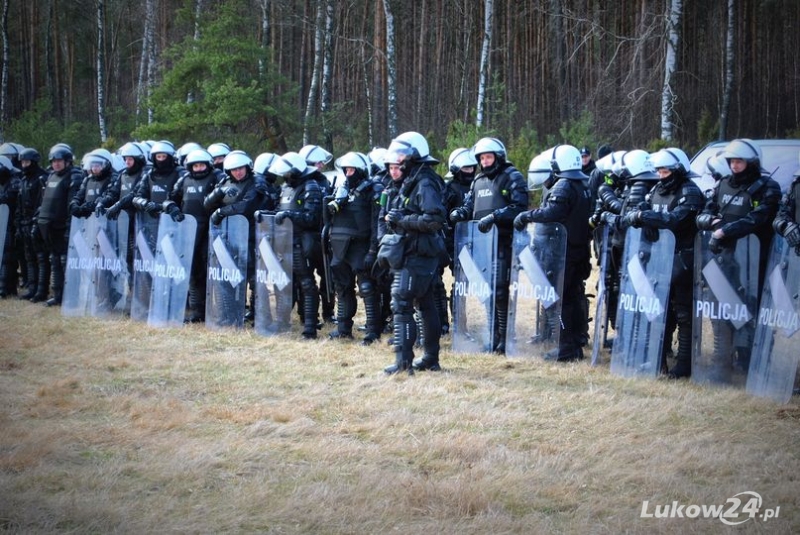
top-left (472, 173), bottom-right (511, 220)
top-left (181, 174), bottom-right (215, 219)
top-left (38, 168), bottom-right (81, 224)
top-left (715, 176), bottom-right (763, 224)
top-left (330, 181), bottom-right (377, 240)
top-left (145, 169), bottom-right (181, 204)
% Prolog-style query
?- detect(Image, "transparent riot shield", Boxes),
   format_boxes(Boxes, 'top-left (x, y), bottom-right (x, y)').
top-left (610, 227), bottom-right (675, 378)
top-left (591, 225), bottom-right (610, 366)
top-left (0, 204), bottom-right (8, 269)
top-left (746, 237), bottom-right (800, 403)
top-left (254, 215), bottom-right (293, 336)
top-left (62, 216), bottom-right (99, 317)
top-left (451, 221), bottom-right (497, 353)
top-left (692, 232), bottom-right (760, 387)
top-left (147, 214), bottom-right (197, 328)
top-left (206, 214), bottom-right (249, 330)
top-left (130, 212), bottom-right (160, 322)
top-left (506, 222), bottom-right (566, 358)
top-left (90, 212), bottom-right (130, 317)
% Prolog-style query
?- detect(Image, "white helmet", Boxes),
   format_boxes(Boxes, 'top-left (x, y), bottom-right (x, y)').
top-left (619, 149), bottom-right (658, 181)
top-left (184, 149), bottom-right (214, 168)
top-left (528, 151), bottom-right (553, 190)
top-left (447, 147), bottom-right (478, 177)
top-left (367, 147), bottom-right (388, 175)
top-left (176, 142), bottom-right (203, 163)
top-left (299, 144), bottom-right (333, 166)
top-left (85, 148), bottom-right (114, 173)
top-left (650, 147), bottom-right (699, 178)
top-left (149, 141), bottom-right (176, 162)
top-left (472, 137), bottom-right (507, 159)
top-left (269, 151), bottom-right (312, 178)
top-left (596, 150), bottom-right (627, 174)
top-left (335, 151), bottom-right (370, 173)
top-left (0, 155), bottom-right (15, 170)
top-left (253, 152), bottom-right (278, 176)
top-left (222, 150), bottom-right (253, 172)
top-left (706, 154), bottom-right (732, 181)
top-left (549, 144), bottom-right (588, 179)
top-left (118, 142), bottom-right (147, 162)
top-left (207, 142), bottom-right (231, 160)
top-left (389, 131), bottom-right (437, 163)
top-left (720, 138), bottom-right (762, 166)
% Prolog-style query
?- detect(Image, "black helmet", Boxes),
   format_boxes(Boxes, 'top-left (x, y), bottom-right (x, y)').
top-left (48, 143), bottom-right (74, 163)
top-left (19, 147), bottom-right (41, 163)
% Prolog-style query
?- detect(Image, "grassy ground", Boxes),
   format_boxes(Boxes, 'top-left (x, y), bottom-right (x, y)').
top-left (0, 297), bottom-right (798, 534)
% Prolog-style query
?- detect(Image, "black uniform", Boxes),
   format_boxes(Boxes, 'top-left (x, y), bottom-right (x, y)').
top-left (204, 168), bottom-right (263, 323)
top-left (0, 166), bottom-right (20, 296)
top-left (380, 162), bottom-right (447, 373)
top-left (36, 163), bottom-right (83, 305)
top-left (324, 172), bottom-right (382, 342)
top-left (773, 174), bottom-right (800, 254)
top-left (171, 166), bottom-right (221, 322)
top-left (272, 172), bottom-right (323, 338)
top-left (697, 162), bottom-right (781, 377)
top-left (516, 174), bottom-right (592, 360)
top-left (310, 169), bottom-right (335, 323)
top-left (16, 161), bottom-right (49, 300)
top-left (621, 171), bottom-right (705, 377)
top-left (452, 161), bottom-right (528, 353)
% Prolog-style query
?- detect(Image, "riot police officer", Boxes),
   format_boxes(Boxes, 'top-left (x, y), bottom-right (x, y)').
top-left (514, 144), bottom-right (592, 361)
top-left (262, 152), bottom-right (323, 339)
top-left (16, 148), bottom-right (48, 301)
top-left (70, 149), bottom-right (117, 219)
top-left (773, 152), bottom-right (800, 255)
top-left (132, 141), bottom-right (183, 220)
top-left (170, 149), bottom-right (219, 322)
top-left (0, 156), bottom-right (20, 297)
top-left (696, 138), bottom-right (781, 378)
top-left (605, 148), bottom-right (705, 378)
top-left (36, 143), bottom-right (83, 306)
top-left (299, 144), bottom-right (336, 324)
top-left (324, 151), bottom-right (383, 343)
top-left (449, 137), bottom-right (529, 354)
top-left (205, 150), bottom-right (263, 323)
top-left (379, 132), bottom-right (447, 374)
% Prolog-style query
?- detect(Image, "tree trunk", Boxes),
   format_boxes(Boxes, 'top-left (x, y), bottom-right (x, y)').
top-left (0, 0), bottom-right (8, 141)
top-left (320, 0), bottom-right (333, 153)
top-left (258, 0), bottom-right (270, 79)
top-left (476, 0), bottom-right (493, 128)
top-left (383, 0), bottom-right (397, 139)
top-left (719, 0), bottom-right (735, 141)
top-left (96, 0), bottom-right (107, 143)
top-left (303, 0), bottom-right (323, 146)
top-left (186, 0), bottom-right (203, 104)
top-left (137, 0), bottom-right (155, 126)
top-left (660, 0), bottom-right (682, 141)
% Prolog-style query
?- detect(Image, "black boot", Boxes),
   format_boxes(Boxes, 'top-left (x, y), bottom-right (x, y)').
top-left (31, 253), bottom-right (50, 302)
top-left (301, 283), bottom-right (319, 339)
top-left (46, 254), bottom-right (65, 307)
top-left (384, 314), bottom-right (414, 375)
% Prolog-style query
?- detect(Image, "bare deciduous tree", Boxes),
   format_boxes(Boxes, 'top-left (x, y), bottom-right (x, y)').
top-left (660, 0), bottom-right (682, 141)
top-left (476, 0), bottom-right (493, 128)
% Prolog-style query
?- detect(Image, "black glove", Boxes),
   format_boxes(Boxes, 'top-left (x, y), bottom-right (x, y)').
top-left (274, 211), bottom-right (292, 225)
top-left (477, 214), bottom-right (495, 233)
top-left (69, 203), bottom-right (82, 217)
top-left (364, 250), bottom-right (377, 270)
top-left (588, 212), bottom-right (602, 229)
top-left (30, 224), bottom-right (41, 240)
top-left (386, 209), bottom-right (403, 224)
top-left (449, 208), bottom-right (467, 223)
top-left (622, 210), bottom-right (642, 228)
top-left (164, 202), bottom-right (185, 222)
top-left (600, 211), bottom-right (620, 227)
top-left (708, 235), bottom-right (725, 254)
top-left (106, 202), bottom-right (122, 220)
top-left (513, 211), bottom-right (533, 231)
top-left (145, 201), bottom-right (161, 218)
top-left (224, 187), bottom-right (239, 198)
top-left (94, 203), bottom-right (107, 217)
top-left (784, 223), bottom-right (800, 248)
top-left (254, 210), bottom-right (274, 223)
top-left (211, 209), bottom-right (225, 226)
top-left (696, 213), bottom-right (717, 230)
top-left (327, 200), bottom-right (343, 215)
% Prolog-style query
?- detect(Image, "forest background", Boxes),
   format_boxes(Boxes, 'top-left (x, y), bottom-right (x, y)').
top-left (1, 0), bottom-right (799, 166)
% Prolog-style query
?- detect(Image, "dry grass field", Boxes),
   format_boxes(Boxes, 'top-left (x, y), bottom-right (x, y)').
top-left (1, 296), bottom-right (799, 534)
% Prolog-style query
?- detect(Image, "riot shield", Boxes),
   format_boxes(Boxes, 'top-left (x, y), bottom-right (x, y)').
top-left (591, 225), bottom-right (610, 366)
top-left (254, 215), bottom-right (293, 336)
top-left (147, 214), bottom-right (197, 328)
top-left (206, 214), bottom-right (249, 330)
top-left (130, 212), bottom-right (160, 322)
top-left (609, 227), bottom-right (675, 378)
top-left (451, 221), bottom-right (497, 353)
top-left (0, 204), bottom-right (8, 270)
top-left (746, 237), bottom-right (800, 403)
top-left (62, 216), bottom-right (99, 317)
top-left (90, 212), bottom-right (130, 317)
top-left (692, 231), bottom-right (760, 387)
top-left (506, 222), bottom-right (566, 358)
